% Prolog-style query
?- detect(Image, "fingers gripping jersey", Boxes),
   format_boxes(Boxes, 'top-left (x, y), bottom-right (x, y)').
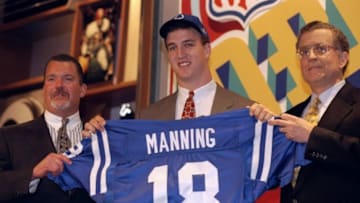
top-left (50, 109), bottom-right (306, 203)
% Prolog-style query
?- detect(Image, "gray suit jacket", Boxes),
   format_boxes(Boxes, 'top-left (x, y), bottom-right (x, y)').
top-left (139, 84), bottom-right (253, 120)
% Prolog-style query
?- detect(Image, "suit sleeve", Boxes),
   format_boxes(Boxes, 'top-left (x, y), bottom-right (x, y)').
top-left (0, 128), bottom-right (33, 201)
top-left (306, 126), bottom-right (360, 169)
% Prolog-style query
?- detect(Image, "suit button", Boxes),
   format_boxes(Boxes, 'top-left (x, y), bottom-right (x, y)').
top-left (312, 152), bottom-right (316, 157)
top-left (15, 191), bottom-right (22, 197)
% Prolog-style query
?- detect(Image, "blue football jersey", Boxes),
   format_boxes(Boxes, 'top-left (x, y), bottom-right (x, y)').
top-left (50, 109), bottom-right (307, 203)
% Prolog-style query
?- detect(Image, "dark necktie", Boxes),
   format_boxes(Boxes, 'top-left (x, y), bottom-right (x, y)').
top-left (292, 97), bottom-right (321, 187)
top-left (57, 118), bottom-right (71, 153)
top-left (181, 91), bottom-right (196, 119)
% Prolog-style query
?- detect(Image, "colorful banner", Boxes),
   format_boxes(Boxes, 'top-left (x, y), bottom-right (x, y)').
top-left (180, 0), bottom-right (360, 114)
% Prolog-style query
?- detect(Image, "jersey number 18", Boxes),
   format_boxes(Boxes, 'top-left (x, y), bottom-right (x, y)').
top-left (148, 161), bottom-right (220, 203)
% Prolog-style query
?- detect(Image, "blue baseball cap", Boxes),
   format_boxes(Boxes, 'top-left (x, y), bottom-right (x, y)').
top-left (159, 13), bottom-right (209, 41)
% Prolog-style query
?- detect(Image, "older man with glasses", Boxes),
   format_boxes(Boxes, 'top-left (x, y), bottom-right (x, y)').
top-left (270, 21), bottom-right (360, 203)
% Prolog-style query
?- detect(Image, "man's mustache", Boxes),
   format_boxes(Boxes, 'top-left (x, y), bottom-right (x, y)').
top-left (51, 88), bottom-right (69, 98)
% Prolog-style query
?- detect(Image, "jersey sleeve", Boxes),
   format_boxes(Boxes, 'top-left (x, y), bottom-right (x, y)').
top-left (249, 120), bottom-right (308, 199)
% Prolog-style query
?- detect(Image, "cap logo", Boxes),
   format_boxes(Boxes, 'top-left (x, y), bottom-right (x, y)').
top-left (159, 13), bottom-right (209, 41)
top-left (201, 28), bottom-right (207, 34)
top-left (174, 14), bottom-right (185, 20)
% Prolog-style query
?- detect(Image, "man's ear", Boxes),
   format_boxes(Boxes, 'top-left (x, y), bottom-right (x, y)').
top-left (204, 42), bottom-right (211, 58)
top-left (80, 84), bottom-right (87, 98)
top-left (339, 51), bottom-right (349, 70)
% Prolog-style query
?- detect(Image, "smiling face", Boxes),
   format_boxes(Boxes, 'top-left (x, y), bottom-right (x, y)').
top-left (165, 28), bottom-right (212, 90)
top-left (297, 28), bottom-right (348, 94)
top-left (43, 60), bottom-right (87, 117)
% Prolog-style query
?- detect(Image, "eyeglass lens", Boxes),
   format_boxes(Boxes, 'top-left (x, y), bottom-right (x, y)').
top-left (297, 44), bottom-right (335, 58)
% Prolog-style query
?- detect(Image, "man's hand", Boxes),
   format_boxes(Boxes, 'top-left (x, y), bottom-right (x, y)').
top-left (32, 153), bottom-right (72, 179)
top-left (82, 115), bottom-right (106, 138)
top-left (248, 103), bottom-right (275, 121)
top-left (268, 113), bottom-right (314, 143)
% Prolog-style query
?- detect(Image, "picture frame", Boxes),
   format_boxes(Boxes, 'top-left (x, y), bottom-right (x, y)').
top-left (71, 0), bottom-right (128, 86)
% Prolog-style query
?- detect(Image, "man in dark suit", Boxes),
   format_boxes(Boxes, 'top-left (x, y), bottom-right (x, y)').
top-left (0, 54), bottom-right (94, 202)
top-left (270, 21), bottom-right (360, 203)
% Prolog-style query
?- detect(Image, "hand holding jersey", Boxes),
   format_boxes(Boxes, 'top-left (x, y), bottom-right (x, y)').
top-left (82, 102), bottom-right (275, 138)
top-left (32, 153), bottom-right (72, 179)
top-left (50, 109), bottom-right (308, 203)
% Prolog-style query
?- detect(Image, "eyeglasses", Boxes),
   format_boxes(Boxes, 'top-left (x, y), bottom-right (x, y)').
top-left (297, 44), bottom-right (338, 59)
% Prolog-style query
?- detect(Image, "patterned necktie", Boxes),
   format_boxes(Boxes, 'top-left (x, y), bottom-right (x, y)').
top-left (304, 97), bottom-right (321, 125)
top-left (57, 118), bottom-right (71, 153)
top-left (181, 91), bottom-right (196, 119)
top-left (292, 97), bottom-right (321, 187)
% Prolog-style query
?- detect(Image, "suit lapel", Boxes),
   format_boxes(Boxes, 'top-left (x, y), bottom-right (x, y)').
top-left (27, 116), bottom-right (56, 153)
top-left (318, 83), bottom-right (355, 131)
top-left (211, 85), bottom-right (236, 114)
top-left (287, 97), bottom-right (311, 116)
top-left (161, 93), bottom-right (177, 120)
top-left (289, 83), bottom-right (355, 131)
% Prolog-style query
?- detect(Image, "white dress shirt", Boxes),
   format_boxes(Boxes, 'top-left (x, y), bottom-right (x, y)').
top-left (44, 110), bottom-right (83, 151)
top-left (302, 80), bottom-right (345, 120)
top-left (176, 80), bottom-right (217, 120)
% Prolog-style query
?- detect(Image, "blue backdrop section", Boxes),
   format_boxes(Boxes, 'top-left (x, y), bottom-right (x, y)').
top-left (347, 69), bottom-right (360, 88)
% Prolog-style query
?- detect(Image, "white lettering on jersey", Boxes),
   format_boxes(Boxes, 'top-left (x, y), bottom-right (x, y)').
top-left (146, 128), bottom-right (216, 154)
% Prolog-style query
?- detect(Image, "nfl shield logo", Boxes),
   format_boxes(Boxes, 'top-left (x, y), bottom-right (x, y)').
top-left (206, 0), bottom-right (280, 29)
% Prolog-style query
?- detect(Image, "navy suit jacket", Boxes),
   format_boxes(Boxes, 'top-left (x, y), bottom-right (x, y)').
top-left (0, 116), bottom-right (94, 203)
top-left (281, 82), bottom-right (360, 203)
top-left (139, 84), bottom-right (253, 120)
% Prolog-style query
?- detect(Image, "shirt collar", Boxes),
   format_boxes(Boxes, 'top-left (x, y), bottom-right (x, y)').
top-left (178, 80), bottom-right (216, 100)
top-left (44, 110), bottom-right (82, 130)
top-left (312, 80), bottom-right (345, 109)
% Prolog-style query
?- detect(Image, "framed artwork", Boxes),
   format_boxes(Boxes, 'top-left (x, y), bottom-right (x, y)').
top-left (71, 0), bottom-right (128, 85)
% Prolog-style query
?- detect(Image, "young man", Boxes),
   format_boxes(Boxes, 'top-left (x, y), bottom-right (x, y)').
top-left (0, 54), bottom-right (93, 202)
top-left (84, 14), bottom-right (272, 132)
top-left (139, 13), bottom-right (258, 120)
top-left (270, 21), bottom-right (360, 203)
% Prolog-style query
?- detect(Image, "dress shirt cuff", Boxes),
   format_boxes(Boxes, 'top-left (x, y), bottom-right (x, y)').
top-left (29, 178), bottom-right (40, 193)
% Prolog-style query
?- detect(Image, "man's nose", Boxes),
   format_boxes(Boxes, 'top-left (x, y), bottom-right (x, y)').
top-left (176, 46), bottom-right (186, 58)
top-left (55, 78), bottom-right (64, 87)
top-left (308, 48), bottom-right (318, 59)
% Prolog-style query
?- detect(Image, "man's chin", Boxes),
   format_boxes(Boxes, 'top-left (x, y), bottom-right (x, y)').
top-left (51, 101), bottom-right (71, 111)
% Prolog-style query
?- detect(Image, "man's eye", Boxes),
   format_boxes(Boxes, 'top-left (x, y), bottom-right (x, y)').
top-left (299, 49), bottom-right (309, 56)
top-left (316, 46), bottom-right (327, 54)
top-left (46, 77), bottom-right (54, 82)
top-left (65, 77), bottom-right (74, 81)
top-left (184, 42), bottom-right (194, 47)
top-left (168, 46), bottom-right (176, 51)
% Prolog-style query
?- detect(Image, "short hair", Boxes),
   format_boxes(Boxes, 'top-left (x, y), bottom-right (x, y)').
top-left (164, 21), bottom-right (210, 45)
top-left (43, 54), bottom-right (85, 84)
top-left (296, 21), bottom-right (349, 52)
top-left (296, 21), bottom-right (350, 72)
